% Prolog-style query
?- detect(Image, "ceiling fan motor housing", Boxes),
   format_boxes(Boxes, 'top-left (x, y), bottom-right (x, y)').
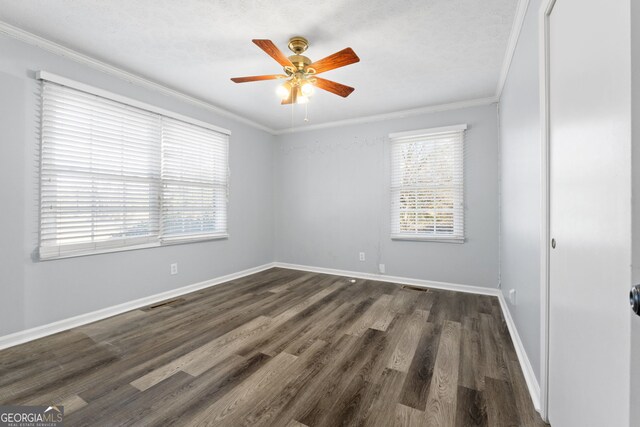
top-left (287, 36), bottom-right (309, 54)
top-left (287, 55), bottom-right (312, 72)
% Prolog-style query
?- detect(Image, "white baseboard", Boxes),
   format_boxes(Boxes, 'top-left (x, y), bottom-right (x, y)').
top-left (0, 262), bottom-right (276, 351)
top-left (273, 262), bottom-right (502, 297)
top-left (0, 260), bottom-right (541, 415)
top-left (496, 293), bottom-right (542, 412)
top-left (274, 261), bottom-right (541, 413)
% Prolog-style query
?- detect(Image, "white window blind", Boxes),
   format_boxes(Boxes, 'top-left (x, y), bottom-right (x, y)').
top-left (390, 125), bottom-right (465, 242)
top-left (161, 117), bottom-right (228, 241)
top-left (39, 77), bottom-right (229, 260)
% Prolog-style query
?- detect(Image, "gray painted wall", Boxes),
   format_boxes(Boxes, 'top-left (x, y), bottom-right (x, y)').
top-left (497, 0), bottom-right (542, 383)
top-left (0, 34), bottom-right (275, 336)
top-left (275, 104), bottom-right (500, 288)
top-left (1, 31), bottom-right (501, 340)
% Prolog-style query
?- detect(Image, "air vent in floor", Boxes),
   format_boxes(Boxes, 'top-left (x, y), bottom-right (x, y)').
top-left (401, 285), bottom-right (430, 292)
top-left (146, 298), bottom-right (186, 310)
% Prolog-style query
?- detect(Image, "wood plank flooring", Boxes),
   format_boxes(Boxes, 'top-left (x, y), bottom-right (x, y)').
top-left (0, 268), bottom-right (548, 426)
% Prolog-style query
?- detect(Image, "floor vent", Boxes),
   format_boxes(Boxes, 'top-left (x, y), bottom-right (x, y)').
top-left (401, 285), bottom-right (430, 292)
top-left (146, 298), bottom-right (186, 310)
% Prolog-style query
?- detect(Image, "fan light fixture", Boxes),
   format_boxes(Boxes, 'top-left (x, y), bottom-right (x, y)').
top-left (276, 80), bottom-right (313, 104)
top-left (231, 37), bottom-right (359, 106)
top-left (276, 84), bottom-right (290, 99)
top-left (301, 82), bottom-right (314, 97)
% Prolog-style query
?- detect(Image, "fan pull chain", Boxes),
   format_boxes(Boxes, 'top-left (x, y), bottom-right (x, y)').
top-left (304, 102), bottom-right (309, 122)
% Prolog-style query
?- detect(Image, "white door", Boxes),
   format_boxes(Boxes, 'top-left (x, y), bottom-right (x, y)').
top-left (547, 0), bottom-right (632, 425)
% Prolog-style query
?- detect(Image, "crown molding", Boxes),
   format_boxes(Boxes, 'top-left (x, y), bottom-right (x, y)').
top-left (0, 18), bottom-right (510, 137)
top-left (273, 96), bottom-right (498, 135)
top-left (0, 21), bottom-right (276, 135)
top-left (495, 0), bottom-right (530, 99)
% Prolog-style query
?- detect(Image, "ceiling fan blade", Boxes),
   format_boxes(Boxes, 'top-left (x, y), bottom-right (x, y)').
top-left (231, 74), bottom-right (287, 83)
top-left (252, 39), bottom-right (294, 68)
top-left (308, 47), bottom-right (360, 74)
top-left (314, 77), bottom-right (355, 98)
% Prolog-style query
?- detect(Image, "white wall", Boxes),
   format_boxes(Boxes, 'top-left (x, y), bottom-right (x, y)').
top-left (498, 0), bottom-right (542, 383)
top-left (0, 34), bottom-right (276, 336)
top-left (275, 104), bottom-right (500, 288)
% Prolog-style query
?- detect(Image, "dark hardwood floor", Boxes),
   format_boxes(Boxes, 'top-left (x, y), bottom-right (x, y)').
top-left (0, 268), bottom-right (548, 426)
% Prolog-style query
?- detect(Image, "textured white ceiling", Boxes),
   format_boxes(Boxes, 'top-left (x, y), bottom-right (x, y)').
top-left (0, 0), bottom-right (517, 130)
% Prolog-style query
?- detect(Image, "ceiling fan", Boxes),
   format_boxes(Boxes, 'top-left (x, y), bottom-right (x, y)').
top-left (231, 37), bottom-right (360, 104)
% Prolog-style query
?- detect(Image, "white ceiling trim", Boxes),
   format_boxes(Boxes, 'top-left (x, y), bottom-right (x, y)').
top-left (0, 20), bottom-right (275, 134)
top-left (0, 7), bottom-right (520, 136)
top-left (273, 97), bottom-right (498, 135)
top-left (495, 0), bottom-right (530, 99)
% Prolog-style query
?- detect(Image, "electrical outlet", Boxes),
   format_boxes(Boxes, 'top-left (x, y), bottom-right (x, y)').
top-left (379, 264), bottom-right (386, 274)
top-left (359, 252), bottom-right (365, 262)
top-left (509, 289), bottom-right (517, 305)
top-left (170, 263), bottom-right (178, 275)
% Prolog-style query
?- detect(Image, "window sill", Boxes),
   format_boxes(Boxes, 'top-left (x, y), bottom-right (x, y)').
top-left (161, 234), bottom-right (229, 246)
top-left (38, 234), bottom-right (229, 261)
top-left (391, 235), bottom-right (465, 244)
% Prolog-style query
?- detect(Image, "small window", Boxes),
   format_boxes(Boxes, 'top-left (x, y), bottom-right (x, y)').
top-left (390, 124), bottom-right (465, 242)
top-left (39, 76), bottom-right (229, 259)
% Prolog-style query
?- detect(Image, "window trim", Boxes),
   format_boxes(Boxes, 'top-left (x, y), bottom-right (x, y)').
top-left (388, 124), bottom-right (466, 140)
top-left (389, 124), bottom-right (466, 243)
top-left (38, 234), bottom-right (230, 262)
top-left (390, 235), bottom-right (465, 244)
top-left (37, 72), bottom-right (230, 261)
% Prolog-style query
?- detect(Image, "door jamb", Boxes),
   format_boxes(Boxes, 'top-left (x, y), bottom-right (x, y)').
top-left (538, 0), bottom-right (556, 422)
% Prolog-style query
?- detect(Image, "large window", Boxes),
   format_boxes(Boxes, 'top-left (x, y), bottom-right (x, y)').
top-left (39, 74), bottom-right (229, 260)
top-left (390, 124), bottom-right (465, 242)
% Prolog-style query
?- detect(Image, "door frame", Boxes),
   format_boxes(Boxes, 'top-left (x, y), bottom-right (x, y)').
top-left (538, 0), bottom-right (556, 422)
